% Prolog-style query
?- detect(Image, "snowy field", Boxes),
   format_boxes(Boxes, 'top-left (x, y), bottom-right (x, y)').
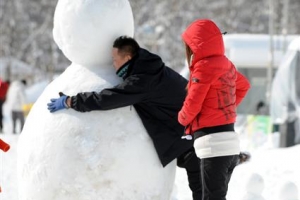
top-left (1, 120), bottom-right (300, 200)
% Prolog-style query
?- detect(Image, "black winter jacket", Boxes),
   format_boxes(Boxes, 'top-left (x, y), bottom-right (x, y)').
top-left (70, 48), bottom-right (193, 167)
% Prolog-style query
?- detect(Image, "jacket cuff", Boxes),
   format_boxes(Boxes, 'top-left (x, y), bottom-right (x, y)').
top-left (178, 110), bottom-right (188, 126)
top-left (70, 96), bottom-right (76, 109)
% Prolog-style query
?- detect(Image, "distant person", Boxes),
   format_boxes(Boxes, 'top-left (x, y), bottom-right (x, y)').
top-left (47, 36), bottom-right (202, 199)
top-left (256, 100), bottom-right (268, 115)
top-left (178, 19), bottom-right (251, 200)
top-left (0, 79), bottom-right (10, 133)
top-left (6, 80), bottom-right (27, 134)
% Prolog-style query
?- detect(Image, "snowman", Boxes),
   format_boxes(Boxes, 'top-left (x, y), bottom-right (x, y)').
top-left (17, 0), bottom-right (176, 200)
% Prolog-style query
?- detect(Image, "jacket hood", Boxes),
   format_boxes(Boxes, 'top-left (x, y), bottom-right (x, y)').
top-left (182, 19), bottom-right (225, 66)
top-left (129, 48), bottom-right (164, 75)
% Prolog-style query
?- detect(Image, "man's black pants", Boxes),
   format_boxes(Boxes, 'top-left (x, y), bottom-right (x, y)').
top-left (177, 147), bottom-right (202, 200)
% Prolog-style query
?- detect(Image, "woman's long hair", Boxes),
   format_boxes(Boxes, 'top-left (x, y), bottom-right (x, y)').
top-left (184, 43), bottom-right (193, 92)
top-left (185, 43), bottom-right (193, 66)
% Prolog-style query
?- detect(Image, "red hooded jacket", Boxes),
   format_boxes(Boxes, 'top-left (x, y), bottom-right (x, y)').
top-left (178, 19), bottom-right (250, 134)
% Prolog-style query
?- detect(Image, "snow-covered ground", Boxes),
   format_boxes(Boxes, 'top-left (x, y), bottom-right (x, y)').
top-left (1, 113), bottom-right (300, 200)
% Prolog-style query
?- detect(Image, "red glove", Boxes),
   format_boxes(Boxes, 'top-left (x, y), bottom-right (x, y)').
top-left (0, 139), bottom-right (10, 152)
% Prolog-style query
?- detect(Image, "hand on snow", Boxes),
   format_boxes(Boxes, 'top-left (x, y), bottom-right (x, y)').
top-left (47, 92), bottom-right (69, 113)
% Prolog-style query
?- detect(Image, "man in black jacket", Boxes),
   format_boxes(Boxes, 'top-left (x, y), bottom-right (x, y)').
top-left (48, 36), bottom-right (202, 199)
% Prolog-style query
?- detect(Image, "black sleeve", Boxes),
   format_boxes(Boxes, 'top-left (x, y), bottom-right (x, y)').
top-left (70, 75), bottom-right (149, 112)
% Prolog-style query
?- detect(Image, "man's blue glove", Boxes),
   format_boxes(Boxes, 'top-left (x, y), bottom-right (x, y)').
top-left (47, 92), bottom-right (69, 113)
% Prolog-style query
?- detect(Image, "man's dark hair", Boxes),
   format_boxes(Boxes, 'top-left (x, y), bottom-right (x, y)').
top-left (113, 36), bottom-right (140, 57)
top-left (21, 79), bottom-right (27, 85)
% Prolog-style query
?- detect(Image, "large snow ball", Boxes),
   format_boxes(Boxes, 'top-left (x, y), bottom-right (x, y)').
top-left (53, 0), bottom-right (134, 67)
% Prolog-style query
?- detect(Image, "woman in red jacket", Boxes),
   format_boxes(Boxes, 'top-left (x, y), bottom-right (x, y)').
top-left (178, 19), bottom-right (250, 200)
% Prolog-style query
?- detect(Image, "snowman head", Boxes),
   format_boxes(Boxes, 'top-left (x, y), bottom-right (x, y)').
top-left (53, 0), bottom-right (134, 68)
